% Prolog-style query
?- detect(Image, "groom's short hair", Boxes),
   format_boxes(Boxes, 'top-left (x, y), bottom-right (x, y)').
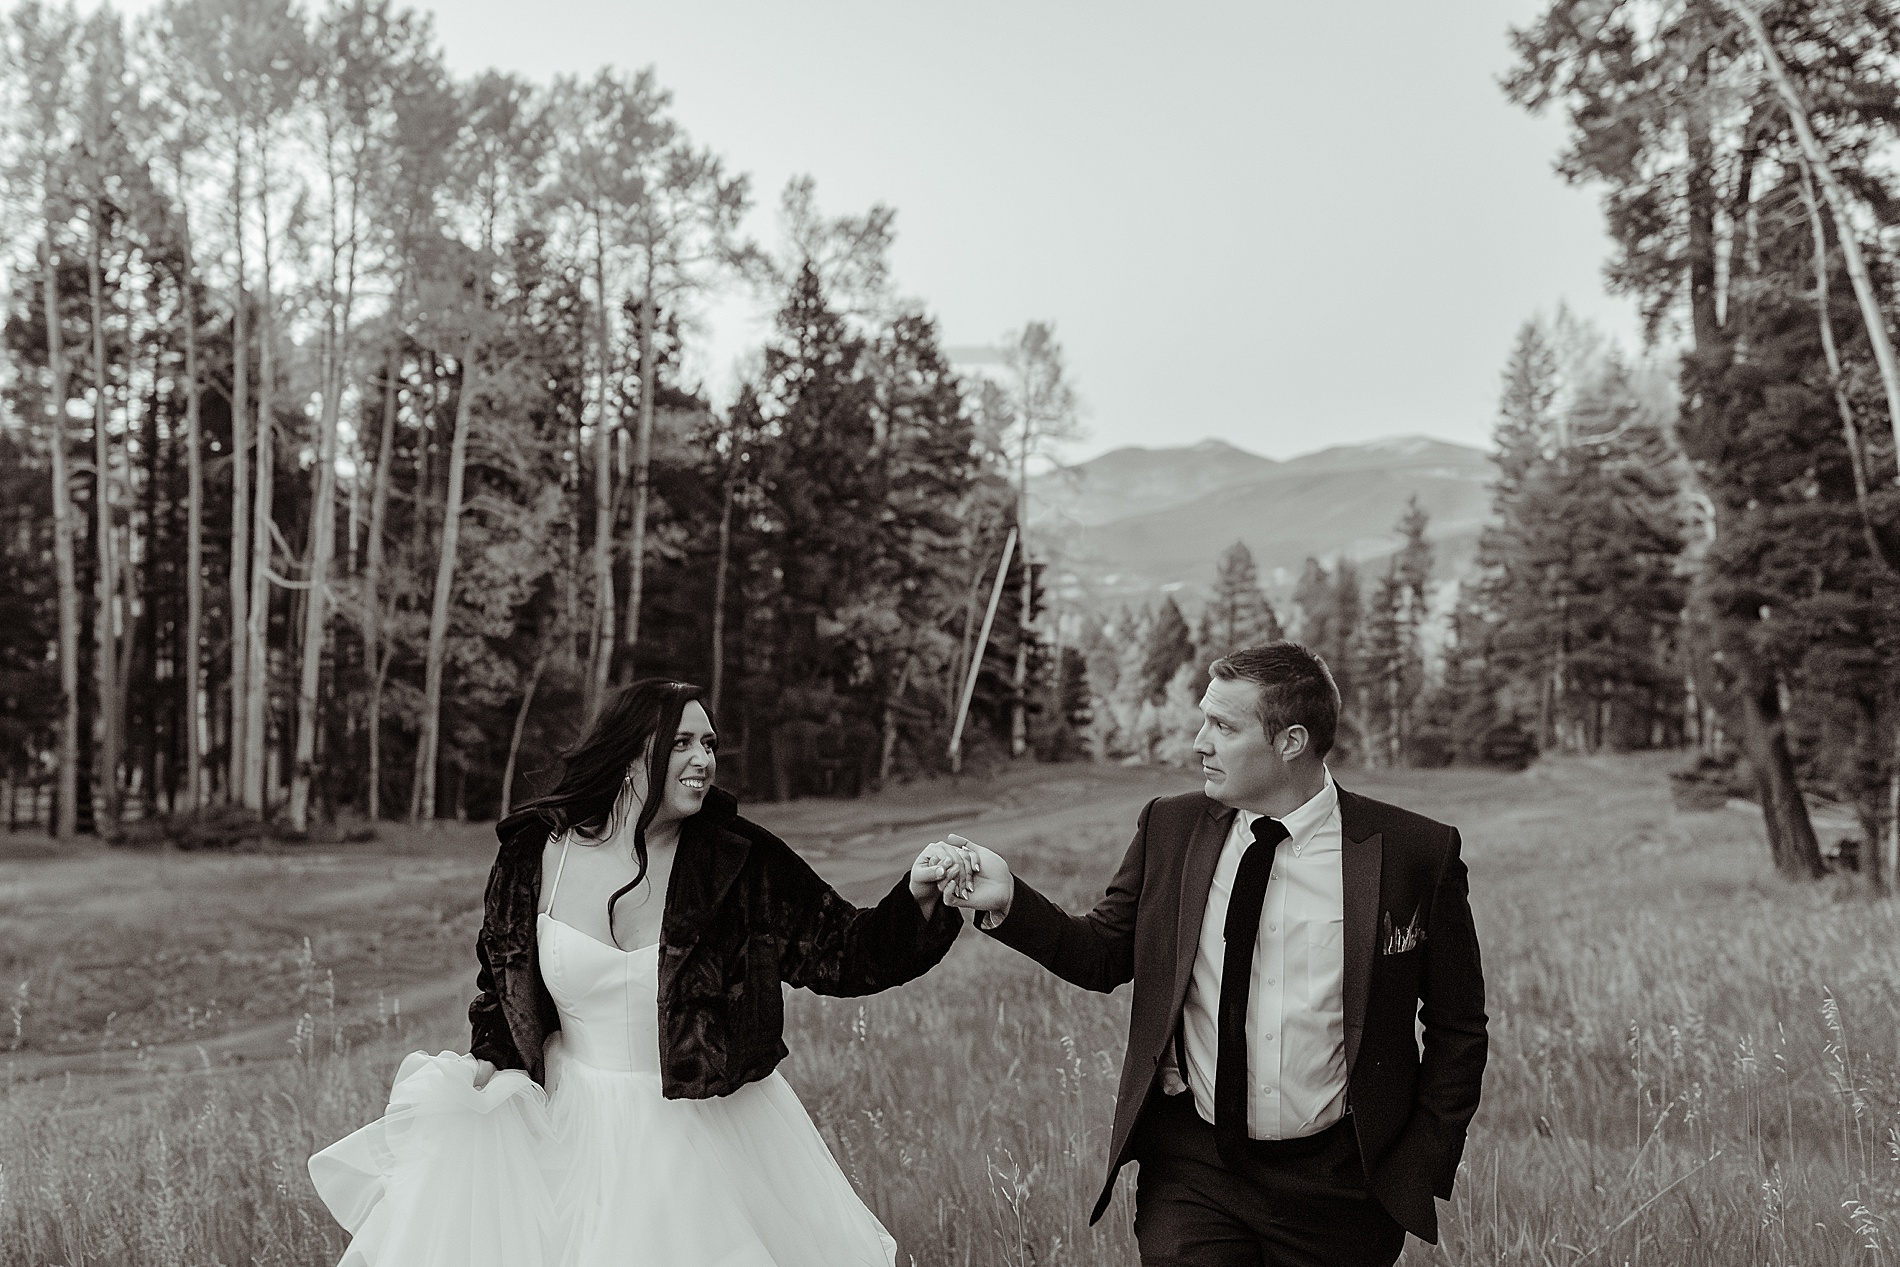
top-left (1208, 641), bottom-right (1340, 758)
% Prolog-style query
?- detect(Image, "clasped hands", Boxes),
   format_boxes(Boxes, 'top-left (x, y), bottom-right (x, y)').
top-left (908, 834), bottom-right (1013, 915)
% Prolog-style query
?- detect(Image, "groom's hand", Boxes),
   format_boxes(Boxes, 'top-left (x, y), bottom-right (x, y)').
top-left (935, 834), bottom-right (1013, 917)
top-left (910, 841), bottom-right (977, 912)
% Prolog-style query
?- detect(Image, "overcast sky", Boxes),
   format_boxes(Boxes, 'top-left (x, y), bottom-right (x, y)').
top-left (134, 0), bottom-right (1648, 462)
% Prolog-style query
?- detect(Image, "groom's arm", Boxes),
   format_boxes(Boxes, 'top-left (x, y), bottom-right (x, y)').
top-left (978, 797), bottom-right (1154, 994)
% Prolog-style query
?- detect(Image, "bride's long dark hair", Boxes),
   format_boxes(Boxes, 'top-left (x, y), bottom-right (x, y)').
top-left (500, 679), bottom-right (709, 936)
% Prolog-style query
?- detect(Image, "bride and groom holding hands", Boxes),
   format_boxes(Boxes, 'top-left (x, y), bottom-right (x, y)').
top-left (310, 641), bottom-right (1487, 1267)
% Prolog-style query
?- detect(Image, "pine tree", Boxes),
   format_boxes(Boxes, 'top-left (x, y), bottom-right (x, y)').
top-left (1472, 318), bottom-right (1687, 758)
top-left (1290, 555), bottom-right (1362, 761)
top-left (1103, 605), bottom-right (1153, 757)
top-left (1201, 541), bottom-right (1283, 658)
top-left (1683, 201), bottom-right (1900, 882)
top-left (1501, 0), bottom-right (1897, 877)
top-left (1355, 499), bottom-right (1432, 766)
top-left (1141, 597), bottom-right (1196, 705)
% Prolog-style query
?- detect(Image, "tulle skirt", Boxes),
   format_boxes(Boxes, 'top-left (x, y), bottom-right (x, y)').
top-left (309, 1039), bottom-right (896, 1267)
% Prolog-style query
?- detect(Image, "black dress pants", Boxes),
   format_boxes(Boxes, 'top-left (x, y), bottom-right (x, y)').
top-left (1129, 1090), bottom-right (1407, 1267)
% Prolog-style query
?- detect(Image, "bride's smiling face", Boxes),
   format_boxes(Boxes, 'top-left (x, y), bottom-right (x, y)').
top-left (647, 701), bottom-right (717, 827)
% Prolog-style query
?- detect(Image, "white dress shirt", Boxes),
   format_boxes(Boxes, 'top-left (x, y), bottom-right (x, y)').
top-left (1160, 769), bottom-right (1348, 1139)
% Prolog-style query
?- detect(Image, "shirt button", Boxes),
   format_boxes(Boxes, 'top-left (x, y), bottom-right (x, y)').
top-left (1266, 978), bottom-right (1275, 986)
top-left (1267, 924), bottom-right (1276, 933)
top-left (1263, 1033), bottom-right (1275, 1042)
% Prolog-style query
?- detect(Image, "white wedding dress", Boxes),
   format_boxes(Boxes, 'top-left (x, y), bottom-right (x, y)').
top-left (309, 838), bottom-right (896, 1267)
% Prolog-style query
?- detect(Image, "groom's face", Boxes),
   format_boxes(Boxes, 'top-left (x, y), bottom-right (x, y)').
top-left (1194, 677), bottom-right (1283, 811)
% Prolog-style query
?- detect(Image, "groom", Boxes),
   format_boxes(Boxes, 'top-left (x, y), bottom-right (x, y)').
top-left (943, 642), bottom-right (1487, 1265)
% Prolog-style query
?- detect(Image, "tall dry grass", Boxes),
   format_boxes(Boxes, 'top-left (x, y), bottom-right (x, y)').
top-left (0, 941), bottom-right (409, 1266)
top-left (1418, 760), bottom-right (1900, 1266)
top-left (3, 756), bottom-right (1898, 1265)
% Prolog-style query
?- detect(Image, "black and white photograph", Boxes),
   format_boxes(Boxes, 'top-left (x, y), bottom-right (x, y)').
top-left (3, 1), bottom-right (1899, 1263)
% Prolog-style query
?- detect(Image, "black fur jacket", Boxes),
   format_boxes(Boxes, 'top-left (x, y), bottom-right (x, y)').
top-left (468, 787), bottom-right (963, 1096)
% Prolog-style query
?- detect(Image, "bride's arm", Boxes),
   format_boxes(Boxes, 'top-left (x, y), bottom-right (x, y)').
top-left (468, 935), bottom-right (524, 1070)
top-left (760, 833), bottom-right (964, 997)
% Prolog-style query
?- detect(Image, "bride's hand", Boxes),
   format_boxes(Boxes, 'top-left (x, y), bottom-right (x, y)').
top-left (910, 841), bottom-right (974, 904)
top-left (472, 1058), bottom-right (498, 1090)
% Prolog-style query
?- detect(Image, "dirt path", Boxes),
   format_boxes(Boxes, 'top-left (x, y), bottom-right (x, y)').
top-left (6, 756), bottom-right (1797, 1102)
top-left (758, 763), bottom-right (1188, 900)
top-left (0, 765), bottom-right (1192, 1094)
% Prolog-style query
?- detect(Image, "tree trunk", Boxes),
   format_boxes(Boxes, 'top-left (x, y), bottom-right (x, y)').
top-left (243, 201), bottom-right (276, 814)
top-left (951, 528), bottom-right (1017, 774)
top-left (117, 491), bottom-right (139, 812)
top-left (1886, 720), bottom-right (1900, 894)
top-left (138, 310), bottom-right (165, 810)
top-left (412, 351), bottom-right (435, 559)
top-left (413, 336), bottom-right (476, 823)
top-left (1735, 656), bottom-right (1826, 879)
top-left (586, 214), bottom-right (615, 719)
top-left (1685, 72), bottom-right (1721, 353)
top-left (1010, 627), bottom-right (1029, 758)
top-left (362, 348), bottom-right (397, 820)
top-left (179, 192), bottom-right (205, 813)
top-left (500, 639), bottom-right (550, 818)
top-left (1730, 0), bottom-right (1900, 466)
top-left (1852, 695), bottom-right (1887, 894)
top-left (1797, 163), bottom-right (1899, 573)
top-left (87, 199), bottom-right (122, 834)
top-left (124, 310), bottom-right (156, 817)
top-left (709, 454), bottom-right (736, 716)
top-left (289, 352), bottom-right (341, 834)
top-left (228, 136), bottom-right (250, 806)
top-left (1009, 447), bottom-right (1030, 757)
top-left (1676, 42), bottom-right (1826, 878)
top-left (1681, 553), bottom-right (1824, 878)
top-left (878, 654), bottom-right (915, 789)
top-left (950, 535), bottom-right (985, 720)
top-left (564, 414), bottom-right (583, 661)
top-left (619, 281), bottom-right (658, 680)
top-left (41, 239), bottom-right (81, 841)
top-left (1553, 593), bottom-right (1570, 751)
top-left (290, 145), bottom-right (358, 835)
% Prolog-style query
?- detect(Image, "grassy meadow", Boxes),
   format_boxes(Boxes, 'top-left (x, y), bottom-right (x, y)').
top-left (2, 756), bottom-right (1898, 1265)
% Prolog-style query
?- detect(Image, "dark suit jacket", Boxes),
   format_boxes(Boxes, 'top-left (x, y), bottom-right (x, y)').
top-left (984, 784), bottom-right (1487, 1242)
top-left (468, 787), bottom-right (963, 1097)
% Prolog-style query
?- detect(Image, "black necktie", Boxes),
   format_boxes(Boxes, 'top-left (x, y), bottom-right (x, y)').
top-left (1215, 814), bottom-right (1290, 1168)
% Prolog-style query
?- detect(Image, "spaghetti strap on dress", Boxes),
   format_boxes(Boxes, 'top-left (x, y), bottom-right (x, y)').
top-left (544, 831), bottom-right (572, 919)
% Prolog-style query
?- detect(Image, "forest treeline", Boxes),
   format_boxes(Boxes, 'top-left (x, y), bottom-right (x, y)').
top-left (0, 0), bottom-right (1076, 840)
top-left (1492, 0), bottom-right (1900, 888)
top-left (1073, 0), bottom-right (1900, 893)
top-left (1088, 263), bottom-right (1896, 892)
top-left (3, 0), bottom-right (1898, 897)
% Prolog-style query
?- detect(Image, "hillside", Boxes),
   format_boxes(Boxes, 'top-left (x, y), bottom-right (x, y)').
top-left (1029, 435), bottom-right (1495, 612)
top-left (1030, 438), bottom-right (1282, 526)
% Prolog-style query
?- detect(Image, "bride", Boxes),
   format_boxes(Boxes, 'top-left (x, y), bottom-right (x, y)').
top-left (309, 678), bottom-right (974, 1266)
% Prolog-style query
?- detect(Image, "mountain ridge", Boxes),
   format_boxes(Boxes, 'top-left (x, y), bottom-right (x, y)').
top-left (1029, 434), bottom-right (1496, 613)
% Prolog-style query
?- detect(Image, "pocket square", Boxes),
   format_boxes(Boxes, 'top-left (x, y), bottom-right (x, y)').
top-left (1380, 907), bottom-right (1425, 956)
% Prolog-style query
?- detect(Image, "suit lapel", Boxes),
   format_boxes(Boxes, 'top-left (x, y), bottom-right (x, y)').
top-left (1172, 799), bottom-right (1235, 1016)
top-left (1337, 786), bottom-right (1381, 1071)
